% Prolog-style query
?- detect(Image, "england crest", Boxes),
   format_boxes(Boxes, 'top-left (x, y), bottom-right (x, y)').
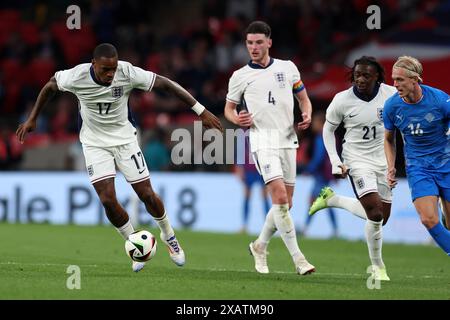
top-left (87, 165), bottom-right (94, 177)
top-left (356, 177), bottom-right (365, 189)
top-left (111, 86), bottom-right (123, 98)
top-left (274, 72), bottom-right (286, 88)
top-left (377, 107), bottom-right (383, 120)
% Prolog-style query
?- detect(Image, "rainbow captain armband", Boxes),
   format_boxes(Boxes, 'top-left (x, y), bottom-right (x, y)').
top-left (293, 80), bottom-right (305, 93)
top-left (191, 101), bottom-right (206, 115)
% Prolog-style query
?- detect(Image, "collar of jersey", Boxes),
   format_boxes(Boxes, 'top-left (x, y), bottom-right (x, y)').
top-left (352, 83), bottom-right (380, 102)
top-left (248, 57), bottom-right (274, 69)
top-left (90, 65), bottom-right (112, 87)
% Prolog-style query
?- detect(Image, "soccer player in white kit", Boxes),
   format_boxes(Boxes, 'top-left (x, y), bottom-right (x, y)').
top-left (309, 56), bottom-right (396, 280)
top-left (16, 43), bottom-right (223, 272)
top-left (224, 21), bottom-right (315, 275)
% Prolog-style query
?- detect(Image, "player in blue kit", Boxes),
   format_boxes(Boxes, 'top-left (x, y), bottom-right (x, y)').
top-left (384, 56), bottom-right (450, 256)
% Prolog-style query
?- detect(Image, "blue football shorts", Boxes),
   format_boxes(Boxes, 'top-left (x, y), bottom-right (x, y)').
top-left (406, 167), bottom-right (450, 202)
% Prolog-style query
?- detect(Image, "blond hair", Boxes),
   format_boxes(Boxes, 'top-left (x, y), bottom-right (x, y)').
top-left (393, 56), bottom-right (423, 82)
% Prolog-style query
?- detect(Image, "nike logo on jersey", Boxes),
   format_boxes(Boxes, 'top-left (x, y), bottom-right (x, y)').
top-left (138, 169), bottom-right (145, 174)
top-left (348, 113), bottom-right (358, 118)
top-left (247, 80), bottom-right (256, 86)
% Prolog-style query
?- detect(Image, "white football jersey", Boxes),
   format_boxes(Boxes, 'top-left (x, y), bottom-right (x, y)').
top-left (226, 58), bottom-right (303, 152)
top-left (326, 83), bottom-right (397, 169)
top-left (54, 61), bottom-right (155, 147)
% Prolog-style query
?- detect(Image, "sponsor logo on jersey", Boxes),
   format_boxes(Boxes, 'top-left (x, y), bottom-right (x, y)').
top-left (274, 72), bottom-right (286, 88)
top-left (377, 108), bottom-right (383, 120)
top-left (87, 165), bottom-right (94, 177)
top-left (263, 164), bottom-right (271, 174)
top-left (111, 86), bottom-right (124, 98)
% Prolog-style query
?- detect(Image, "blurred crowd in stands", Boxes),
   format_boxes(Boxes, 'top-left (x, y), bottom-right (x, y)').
top-left (0, 0), bottom-right (447, 173)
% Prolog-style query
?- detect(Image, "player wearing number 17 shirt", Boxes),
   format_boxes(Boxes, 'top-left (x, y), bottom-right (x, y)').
top-left (16, 43), bottom-right (223, 272)
top-left (224, 21), bottom-right (315, 276)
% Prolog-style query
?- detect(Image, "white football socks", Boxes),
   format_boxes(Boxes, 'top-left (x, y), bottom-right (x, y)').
top-left (154, 212), bottom-right (175, 240)
top-left (271, 204), bottom-right (305, 261)
top-left (116, 219), bottom-right (135, 240)
top-left (327, 194), bottom-right (367, 220)
top-left (365, 219), bottom-right (385, 268)
top-left (255, 210), bottom-right (276, 251)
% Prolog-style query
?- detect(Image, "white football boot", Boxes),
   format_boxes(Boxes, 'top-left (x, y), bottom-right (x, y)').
top-left (160, 234), bottom-right (185, 266)
top-left (132, 261), bottom-right (146, 272)
top-left (249, 242), bottom-right (269, 274)
top-left (295, 258), bottom-right (315, 275)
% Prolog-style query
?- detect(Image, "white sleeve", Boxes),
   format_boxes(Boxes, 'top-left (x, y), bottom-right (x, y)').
top-left (325, 95), bottom-right (343, 173)
top-left (226, 72), bottom-right (243, 104)
top-left (54, 69), bottom-right (74, 92)
top-left (130, 65), bottom-right (156, 91)
top-left (323, 121), bottom-right (343, 174)
top-left (288, 60), bottom-right (301, 85)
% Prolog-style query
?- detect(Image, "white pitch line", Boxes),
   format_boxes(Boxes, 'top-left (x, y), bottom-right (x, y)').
top-left (0, 261), bottom-right (98, 267)
top-left (195, 267), bottom-right (363, 277)
top-left (194, 267), bottom-right (448, 279)
top-left (0, 263), bottom-right (447, 280)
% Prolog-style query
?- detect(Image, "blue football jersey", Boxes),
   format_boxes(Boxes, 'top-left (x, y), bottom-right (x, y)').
top-left (383, 85), bottom-right (450, 171)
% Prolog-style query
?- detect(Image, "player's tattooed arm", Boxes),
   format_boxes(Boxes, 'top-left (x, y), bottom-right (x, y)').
top-left (153, 75), bottom-right (196, 106)
top-left (153, 75), bottom-right (223, 131)
top-left (16, 77), bottom-right (59, 143)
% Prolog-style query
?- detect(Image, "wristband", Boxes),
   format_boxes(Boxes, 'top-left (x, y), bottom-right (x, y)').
top-left (191, 102), bottom-right (206, 115)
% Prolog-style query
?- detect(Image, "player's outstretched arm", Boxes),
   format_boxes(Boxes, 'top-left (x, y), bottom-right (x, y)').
top-left (384, 129), bottom-right (397, 188)
top-left (16, 77), bottom-right (59, 144)
top-left (152, 75), bottom-right (223, 131)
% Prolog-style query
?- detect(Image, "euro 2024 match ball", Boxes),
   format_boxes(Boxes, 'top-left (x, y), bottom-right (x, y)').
top-left (125, 230), bottom-right (157, 262)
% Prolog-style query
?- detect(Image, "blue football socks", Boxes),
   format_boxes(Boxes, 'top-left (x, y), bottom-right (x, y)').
top-left (428, 222), bottom-right (450, 256)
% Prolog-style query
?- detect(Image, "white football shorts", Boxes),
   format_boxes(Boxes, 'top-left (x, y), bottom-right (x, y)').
top-left (348, 167), bottom-right (392, 203)
top-left (252, 148), bottom-right (297, 186)
top-left (82, 140), bottom-right (150, 185)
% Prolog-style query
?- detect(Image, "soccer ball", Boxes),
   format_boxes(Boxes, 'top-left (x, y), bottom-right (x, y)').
top-left (125, 230), bottom-right (157, 262)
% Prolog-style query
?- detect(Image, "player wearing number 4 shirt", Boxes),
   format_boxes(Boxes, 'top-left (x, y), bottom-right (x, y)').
top-left (309, 57), bottom-right (396, 281)
top-left (16, 43), bottom-right (223, 272)
top-left (224, 21), bottom-right (315, 276)
top-left (384, 56), bottom-right (450, 257)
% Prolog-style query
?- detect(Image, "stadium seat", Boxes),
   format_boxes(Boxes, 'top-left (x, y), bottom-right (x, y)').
top-left (28, 57), bottom-right (56, 87)
top-left (175, 113), bottom-right (198, 126)
top-left (20, 22), bottom-right (40, 46)
top-left (1, 58), bottom-right (24, 84)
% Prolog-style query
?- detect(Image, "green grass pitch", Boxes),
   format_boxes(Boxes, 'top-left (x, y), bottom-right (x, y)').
top-left (0, 223), bottom-right (448, 300)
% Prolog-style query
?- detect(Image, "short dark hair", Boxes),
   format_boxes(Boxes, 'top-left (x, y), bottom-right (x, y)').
top-left (245, 21), bottom-right (271, 38)
top-left (93, 43), bottom-right (118, 60)
top-left (349, 56), bottom-right (385, 83)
